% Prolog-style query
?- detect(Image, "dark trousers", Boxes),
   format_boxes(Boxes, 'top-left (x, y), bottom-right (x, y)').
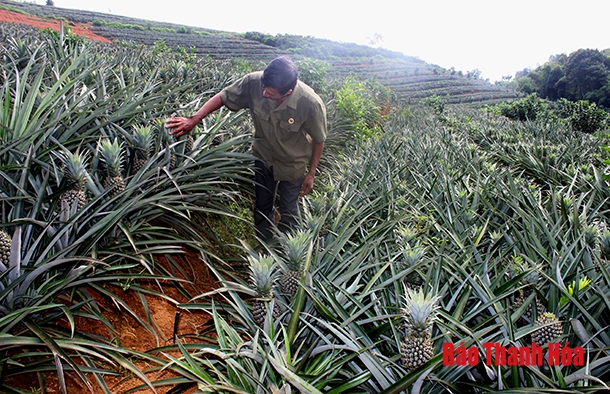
top-left (254, 160), bottom-right (303, 241)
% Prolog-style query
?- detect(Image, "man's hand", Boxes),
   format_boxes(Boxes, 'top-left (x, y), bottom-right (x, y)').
top-left (300, 173), bottom-right (315, 196)
top-left (165, 116), bottom-right (199, 138)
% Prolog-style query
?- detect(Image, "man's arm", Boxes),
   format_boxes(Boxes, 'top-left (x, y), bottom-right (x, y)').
top-left (165, 93), bottom-right (224, 137)
top-left (300, 141), bottom-right (324, 197)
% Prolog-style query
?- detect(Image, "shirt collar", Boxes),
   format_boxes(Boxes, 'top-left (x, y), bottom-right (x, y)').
top-left (282, 81), bottom-right (300, 109)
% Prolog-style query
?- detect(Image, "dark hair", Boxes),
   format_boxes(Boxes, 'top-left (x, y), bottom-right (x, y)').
top-left (261, 56), bottom-right (298, 95)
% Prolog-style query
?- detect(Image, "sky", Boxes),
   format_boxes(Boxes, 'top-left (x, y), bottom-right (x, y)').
top-left (27, 0), bottom-right (610, 82)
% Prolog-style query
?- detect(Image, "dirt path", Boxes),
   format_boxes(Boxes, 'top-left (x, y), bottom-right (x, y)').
top-left (0, 8), bottom-right (111, 42)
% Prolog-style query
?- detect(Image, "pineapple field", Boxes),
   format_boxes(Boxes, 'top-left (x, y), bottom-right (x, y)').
top-left (1, 13), bottom-right (610, 394)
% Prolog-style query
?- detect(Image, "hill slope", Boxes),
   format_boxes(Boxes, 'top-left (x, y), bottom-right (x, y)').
top-left (0, 0), bottom-right (518, 104)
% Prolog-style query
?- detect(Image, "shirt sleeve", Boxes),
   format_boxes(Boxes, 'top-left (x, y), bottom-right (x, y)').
top-left (219, 73), bottom-right (257, 111)
top-left (304, 99), bottom-right (327, 144)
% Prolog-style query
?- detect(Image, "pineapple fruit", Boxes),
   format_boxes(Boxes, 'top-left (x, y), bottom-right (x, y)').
top-left (597, 228), bottom-right (610, 272)
top-left (58, 150), bottom-right (89, 212)
top-left (279, 230), bottom-right (310, 296)
top-left (249, 254), bottom-right (281, 327)
top-left (400, 287), bottom-right (441, 371)
top-left (98, 138), bottom-right (126, 198)
top-left (0, 230), bottom-right (11, 268)
top-left (600, 229), bottom-right (610, 259)
top-left (531, 312), bottom-right (563, 345)
top-left (184, 134), bottom-right (194, 154)
top-left (131, 125), bottom-right (154, 173)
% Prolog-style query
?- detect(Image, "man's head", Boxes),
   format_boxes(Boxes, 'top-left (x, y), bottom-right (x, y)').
top-left (261, 56), bottom-right (298, 96)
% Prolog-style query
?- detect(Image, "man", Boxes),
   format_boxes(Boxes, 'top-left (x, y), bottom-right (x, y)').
top-left (165, 56), bottom-right (327, 241)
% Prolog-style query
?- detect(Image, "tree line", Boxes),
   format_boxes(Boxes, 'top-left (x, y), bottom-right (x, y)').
top-left (515, 48), bottom-right (610, 109)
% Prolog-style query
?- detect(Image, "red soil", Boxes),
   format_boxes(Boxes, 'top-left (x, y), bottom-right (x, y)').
top-left (0, 8), bottom-right (111, 42)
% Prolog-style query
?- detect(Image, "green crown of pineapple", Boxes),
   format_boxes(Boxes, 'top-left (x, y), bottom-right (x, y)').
top-left (401, 287), bottom-right (441, 339)
top-left (98, 138), bottom-right (126, 196)
top-left (399, 243), bottom-right (425, 289)
top-left (584, 225), bottom-right (598, 248)
top-left (131, 125), bottom-right (155, 173)
top-left (57, 150), bottom-right (90, 211)
top-left (279, 230), bottom-right (311, 296)
top-left (248, 254), bottom-right (277, 299)
top-left (248, 254), bottom-right (280, 327)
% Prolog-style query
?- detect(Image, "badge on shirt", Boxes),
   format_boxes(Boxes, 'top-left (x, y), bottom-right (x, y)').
top-left (288, 118), bottom-right (295, 124)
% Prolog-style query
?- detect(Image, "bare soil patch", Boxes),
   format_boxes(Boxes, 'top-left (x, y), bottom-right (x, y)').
top-left (0, 9), bottom-right (110, 42)
top-left (7, 248), bottom-right (218, 394)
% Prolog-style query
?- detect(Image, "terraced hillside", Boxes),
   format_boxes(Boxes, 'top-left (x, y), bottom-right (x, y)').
top-left (0, 0), bottom-right (519, 104)
top-left (328, 58), bottom-right (518, 104)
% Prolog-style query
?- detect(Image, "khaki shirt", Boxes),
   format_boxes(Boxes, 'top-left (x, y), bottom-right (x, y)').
top-left (219, 71), bottom-right (327, 181)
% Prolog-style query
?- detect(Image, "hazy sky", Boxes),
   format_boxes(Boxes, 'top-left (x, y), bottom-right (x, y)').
top-left (28, 0), bottom-right (610, 82)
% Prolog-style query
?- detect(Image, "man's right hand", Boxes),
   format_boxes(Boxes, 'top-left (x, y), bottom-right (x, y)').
top-left (165, 116), bottom-right (198, 138)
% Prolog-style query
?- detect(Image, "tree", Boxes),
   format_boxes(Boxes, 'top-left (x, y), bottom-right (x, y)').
top-left (515, 49), bottom-right (610, 108)
top-left (563, 49), bottom-right (610, 102)
top-left (531, 63), bottom-right (565, 100)
top-left (46, 0), bottom-right (55, 5)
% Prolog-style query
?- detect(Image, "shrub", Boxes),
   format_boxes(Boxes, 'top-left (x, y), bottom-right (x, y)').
top-left (555, 98), bottom-right (610, 134)
top-left (295, 58), bottom-right (329, 96)
top-left (420, 94), bottom-right (448, 115)
top-left (492, 93), bottom-right (549, 121)
top-left (335, 75), bottom-right (389, 140)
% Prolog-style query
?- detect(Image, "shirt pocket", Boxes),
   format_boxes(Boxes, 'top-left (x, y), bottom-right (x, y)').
top-left (252, 107), bottom-right (272, 137)
top-left (253, 107), bottom-right (271, 123)
top-left (279, 116), bottom-right (304, 140)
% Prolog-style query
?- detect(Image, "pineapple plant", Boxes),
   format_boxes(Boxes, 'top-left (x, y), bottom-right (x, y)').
top-left (512, 256), bottom-right (545, 324)
top-left (398, 244), bottom-right (425, 290)
top-left (249, 254), bottom-right (281, 327)
top-left (394, 226), bottom-right (424, 290)
top-left (600, 229), bottom-right (610, 259)
top-left (400, 287), bottom-right (441, 371)
top-left (0, 230), bottom-right (11, 269)
top-left (584, 225), bottom-right (598, 249)
top-left (279, 229), bottom-right (310, 296)
top-left (531, 312), bottom-right (563, 345)
top-left (131, 125), bottom-right (155, 173)
top-left (98, 138), bottom-right (126, 198)
top-left (597, 228), bottom-right (610, 272)
top-left (57, 150), bottom-right (89, 212)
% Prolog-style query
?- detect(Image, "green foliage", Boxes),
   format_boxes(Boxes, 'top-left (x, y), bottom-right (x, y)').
top-left (556, 98), bottom-right (610, 133)
top-left (3, 16), bottom-right (610, 394)
top-left (295, 57), bottom-right (329, 95)
top-left (516, 48), bottom-right (610, 108)
top-left (162, 103), bottom-right (610, 393)
top-left (420, 94), bottom-right (448, 115)
top-left (91, 18), bottom-right (145, 31)
top-left (491, 93), bottom-right (549, 121)
top-left (490, 93), bottom-right (610, 134)
top-left (335, 75), bottom-right (389, 139)
top-left (152, 38), bottom-right (171, 55)
top-left (0, 23), bottom-right (256, 393)
top-left (176, 26), bottom-right (192, 34)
